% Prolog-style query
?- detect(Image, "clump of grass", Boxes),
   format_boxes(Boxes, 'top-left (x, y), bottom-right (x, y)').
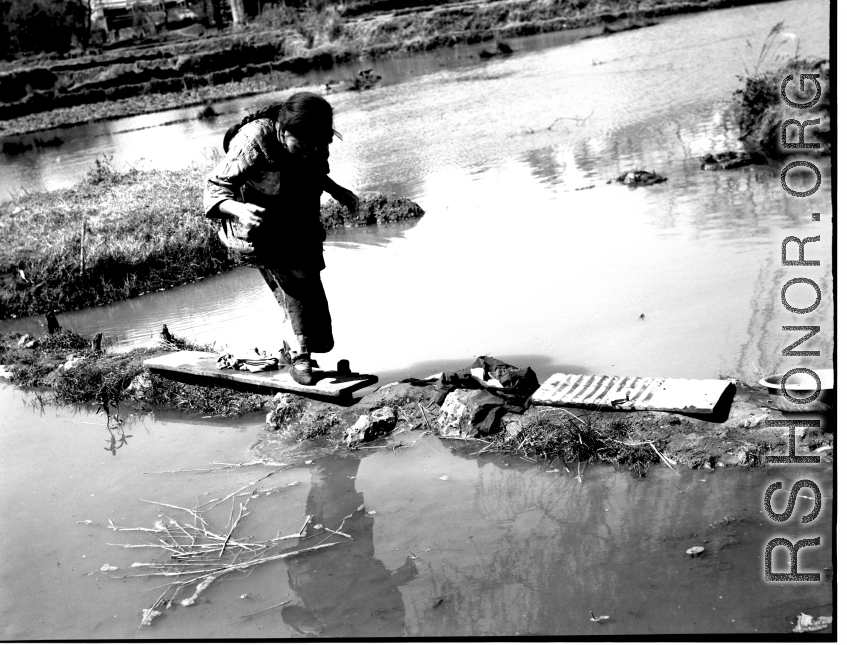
top-left (732, 23), bottom-right (830, 157)
top-left (144, 376), bottom-right (271, 417)
top-left (0, 329), bottom-right (270, 418)
top-left (489, 409), bottom-right (659, 476)
top-left (52, 348), bottom-right (150, 410)
top-left (39, 328), bottom-right (91, 352)
top-left (0, 160), bottom-right (234, 318)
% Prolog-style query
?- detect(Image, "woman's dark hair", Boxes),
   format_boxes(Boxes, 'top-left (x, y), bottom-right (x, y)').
top-left (223, 92), bottom-right (335, 153)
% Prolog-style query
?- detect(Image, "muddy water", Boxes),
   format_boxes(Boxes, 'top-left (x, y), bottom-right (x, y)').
top-left (0, 384), bottom-right (833, 637)
top-left (0, 0), bottom-right (833, 387)
top-left (0, 2), bottom-right (834, 636)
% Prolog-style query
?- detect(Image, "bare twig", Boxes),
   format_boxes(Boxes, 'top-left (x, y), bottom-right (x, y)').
top-left (417, 402), bottom-right (431, 430)
top-left (239, 599), bottom-right (291, 619)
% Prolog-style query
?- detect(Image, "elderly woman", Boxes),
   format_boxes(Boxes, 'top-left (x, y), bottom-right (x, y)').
top-left (204, 92), bottom-right (358, 385)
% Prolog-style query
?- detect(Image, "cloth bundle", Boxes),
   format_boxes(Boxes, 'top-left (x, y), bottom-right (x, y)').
top-left (216, 349), bottom-right (279, 373)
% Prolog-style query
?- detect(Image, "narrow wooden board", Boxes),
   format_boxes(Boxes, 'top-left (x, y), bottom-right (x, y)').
top-left (143, 351), bottom-right (377, 398)
top-left (531, 373), bottom-right (732, 414)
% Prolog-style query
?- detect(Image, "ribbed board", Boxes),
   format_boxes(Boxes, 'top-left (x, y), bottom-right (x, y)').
top-left (531, 374), bottom-right (731, 414)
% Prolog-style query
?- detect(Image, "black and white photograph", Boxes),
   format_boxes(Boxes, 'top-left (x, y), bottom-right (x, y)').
top-left (0, 0), bottom-right (834, 638)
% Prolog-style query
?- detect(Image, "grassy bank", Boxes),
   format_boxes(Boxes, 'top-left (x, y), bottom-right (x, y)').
top-left (0, 330), bottom-right (271, 416)
top-left (2, 329), bottom-right (831, 474)
top-left (0, 162), bottom-right (230, 319)
top-left (0, 160), bottom-right (423, 319)
top-left (0, 0), bottom-right (786, 136)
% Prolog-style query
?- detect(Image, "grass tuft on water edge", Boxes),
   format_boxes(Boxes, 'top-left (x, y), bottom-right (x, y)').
top-left (0, 158), bottom-right (233, 319)
top-left (731, 24), bottom-right (830, 157)
top-left (0, 330), bottom-right (274, 418)
top-left (488, 408), bottom-right (659, 477)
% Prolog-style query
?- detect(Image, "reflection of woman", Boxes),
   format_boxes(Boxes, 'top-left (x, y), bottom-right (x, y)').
top-left (281, 454), bottom-right (417, 637)
top-left (204, 92), bottom-right (358, 385)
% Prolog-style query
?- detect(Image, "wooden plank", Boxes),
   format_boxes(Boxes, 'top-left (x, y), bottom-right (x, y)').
top-left (532, 373), bottom-right (732, 414)
top-left (143, 351), bottom-right (377, 398)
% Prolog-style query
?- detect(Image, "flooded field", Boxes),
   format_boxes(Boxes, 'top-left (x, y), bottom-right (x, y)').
top-left (0, 0), bottom-right (832, 388)
top-left (0, 385), bottom-right (833, 637)
top-left (0, 0), bottom-right (834, 637)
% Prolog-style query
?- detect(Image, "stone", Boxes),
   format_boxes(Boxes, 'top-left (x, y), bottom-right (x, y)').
top-left (266, 393), bottom-right (302, 429)
top-left (436, 389), bottom-right (507, 437)
top-left (16, 334), bottom-right (32, 347)
top-left (344, 406), bottom-right (397, 447)
top-left (125, 373), bottom-right (152, 398)
top-left (62, 355), bottom-right (85, 370)
top-left (436, 391), bottom-right (475, 438)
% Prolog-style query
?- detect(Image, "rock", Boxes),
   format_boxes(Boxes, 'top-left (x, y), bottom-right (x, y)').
top-left (700, 150), bottom-right (767, 171)
top-left (17, 334), bottom-right (32, 347)
top-left (793, 613), bottom-right (832, 633)
top-left (62, 354), bottom-right (85, 371)
top-left (686, 546), bottom-right (705, 557)
top-left (436, 390), bottom-right (475, 437)
top-left (344, 406), bottom-right (397, 447)
top-left (609, 170), bottom-right (667, 187)
top-left (503, 418), bottom-right (522, 440)
top-left (436, 389), bottom-right (505, 437)
top-left (742, 412), bottom-right (769, 428)
top-left (479, 41), bottom-right (512, 59)
top-left (24, 339), bottom-right (39, 349)
top-left (265, 392), bottom-right (303, 429)
top-left (125, 373), bottom-right (151, 398)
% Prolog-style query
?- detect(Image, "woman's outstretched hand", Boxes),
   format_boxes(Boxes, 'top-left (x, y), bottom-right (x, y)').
top-left (334, 186), bottom-right (359, 215)
top-left (218, 200), bottom-right (266, 234)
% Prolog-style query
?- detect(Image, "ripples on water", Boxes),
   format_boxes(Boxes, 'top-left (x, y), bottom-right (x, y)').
top-left (0, 384), bottom-right (834, 638)
top-left (0, 0), bottom-right (832, 388)
top-left (0, 1), bottom-right (833, 638)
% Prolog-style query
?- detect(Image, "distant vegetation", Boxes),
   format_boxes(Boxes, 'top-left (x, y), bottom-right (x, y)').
top-left (0, 0), bottom-right (92, 57)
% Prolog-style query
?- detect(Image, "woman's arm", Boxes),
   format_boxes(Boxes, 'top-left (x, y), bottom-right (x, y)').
top-left (204, 124), bottom-right (264, 221)
top-left (323, 175), bottom-right (359, 214)
top-left (216, 200), bottom-right (266, 229)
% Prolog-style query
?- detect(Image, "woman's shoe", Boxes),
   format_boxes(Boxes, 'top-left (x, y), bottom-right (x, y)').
top-left (290, 355), bottom-right (318, 386)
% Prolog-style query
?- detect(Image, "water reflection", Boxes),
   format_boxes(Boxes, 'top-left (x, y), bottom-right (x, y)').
top-left (282, 453), bottom-right (416, 637)
top-left (104, 425), bottom-right (132, 455)
top-left (0, 0), bottom-right (832, 387)
top-left (356, 440), bottom-right (832, 635)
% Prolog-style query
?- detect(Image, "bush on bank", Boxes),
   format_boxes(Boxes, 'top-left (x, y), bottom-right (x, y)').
top-left (733, 56), bottom-right (830, 158)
